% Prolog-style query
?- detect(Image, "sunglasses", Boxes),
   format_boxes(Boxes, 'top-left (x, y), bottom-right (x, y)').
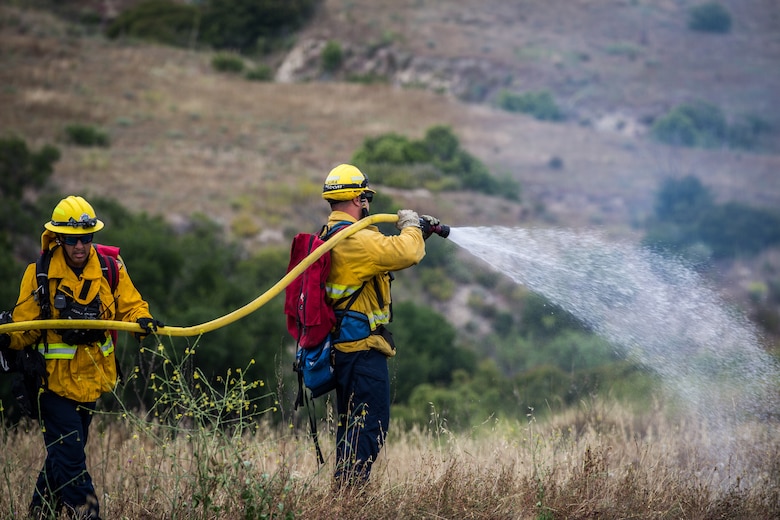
top-left (360, 192), bottom-right (374, 203)
top-left (61, 233), bottom-right (94, 246)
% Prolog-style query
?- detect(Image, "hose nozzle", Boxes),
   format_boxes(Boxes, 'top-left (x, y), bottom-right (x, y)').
top-left (430, 223), bottom-right (450, 238)
top-left (420, 218), bottom-right (450, 238)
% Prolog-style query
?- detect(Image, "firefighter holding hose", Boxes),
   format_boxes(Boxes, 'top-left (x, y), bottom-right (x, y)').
top-left (0, 195), bottom-right (162, 520)
top-left (320, 164), bottom-right (448, 487)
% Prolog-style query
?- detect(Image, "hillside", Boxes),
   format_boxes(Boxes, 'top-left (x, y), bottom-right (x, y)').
top-left (1, 1), bottom-right (779, 328)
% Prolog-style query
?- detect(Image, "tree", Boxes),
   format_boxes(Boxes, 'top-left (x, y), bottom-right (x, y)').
top-left (654, 175), bottom-right (713, 224)
top-left (389, 302), bottom-right (474, 403)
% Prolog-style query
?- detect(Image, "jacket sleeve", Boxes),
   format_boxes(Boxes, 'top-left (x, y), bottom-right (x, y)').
top-left (356, 226), bottom-right (426, 274)
top-left (114, 265), bottom-right (152, 323)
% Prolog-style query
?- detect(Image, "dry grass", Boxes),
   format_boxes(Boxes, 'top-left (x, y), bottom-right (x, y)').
top-left (1, 400), bottom-right (777, 519)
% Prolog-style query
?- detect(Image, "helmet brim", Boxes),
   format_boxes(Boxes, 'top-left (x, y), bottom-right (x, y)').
top-left (44, 219), bottom-right (105, 234)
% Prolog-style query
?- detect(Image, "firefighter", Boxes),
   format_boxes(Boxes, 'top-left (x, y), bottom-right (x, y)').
top-left (321, 164), bottom-right (441, 486)
top-left (0, 195), bottom-right (162, 519)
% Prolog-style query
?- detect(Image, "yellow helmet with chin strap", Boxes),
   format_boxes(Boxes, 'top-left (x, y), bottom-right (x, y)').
top-left (322, 164), bottom-right (376, 201)
top-left (44, 195), bottom-right (105, 234)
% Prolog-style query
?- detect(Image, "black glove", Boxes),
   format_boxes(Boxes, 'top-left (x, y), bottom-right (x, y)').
top-left (136, 318), bottom-right (164, 339)
top-left (419, 214), bottom-right (441, 240)
top-left (0, 333), bottom-right (10, 350)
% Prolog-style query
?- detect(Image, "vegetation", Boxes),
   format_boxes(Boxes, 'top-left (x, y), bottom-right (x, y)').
top-left (643, 175), bottom-right (780, 262)
top-left (651, 101), bottom-right (771, 149)
top-left (0, 397), bottom-right (776, 519)
top-left (352, 125), bottom-right (521, 200)
top-left (496, 89), bottom-right (564, 121)
top-left (105, 0), bottom-right (201, 48)
top-left (688, 2), bottom-right (732, 34)
top-left (211, 52), bottom-right (245, 74)
top-left (106, 0), bottom-right (317, 54)
top-left (321, 40), bottom-right (343, 73)
top-left (64, 123), bottom-right (111, 147)
top-left (0, 135), bottom-right (60, 304)
top-left (245, 63), bottom-right (273, 81)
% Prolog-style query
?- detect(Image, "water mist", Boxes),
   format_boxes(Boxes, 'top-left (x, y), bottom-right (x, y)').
top-left (447, 226), bottom-right (779, 468)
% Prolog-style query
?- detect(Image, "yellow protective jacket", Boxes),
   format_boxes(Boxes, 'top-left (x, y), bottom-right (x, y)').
top-left (8, 232), bottom-right (152, 402)
top-left (325, 211), bottom-right (425, 357)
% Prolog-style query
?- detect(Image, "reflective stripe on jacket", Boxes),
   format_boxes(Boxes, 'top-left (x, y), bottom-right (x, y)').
top-left (9, 242), bottom-right (152, 402)
top-left (39, 335), bottom-right (114, 360)
top-left (325, 211), bottom-right (425, 356)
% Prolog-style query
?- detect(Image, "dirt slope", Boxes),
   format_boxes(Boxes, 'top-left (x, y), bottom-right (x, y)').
top-left (1, 2), bottom-right (779, 316)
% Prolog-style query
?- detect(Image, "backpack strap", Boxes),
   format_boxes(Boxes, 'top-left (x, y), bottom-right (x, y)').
top-left (93, 245), bottom-right (123, 382)
top-left (321, 220), bottom-right (353, 241)
top-left (35, 249), bottom-right (54, 355)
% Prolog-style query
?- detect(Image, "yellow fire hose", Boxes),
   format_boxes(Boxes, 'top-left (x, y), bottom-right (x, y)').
top-left (0, 213), bottom-right (400, 337)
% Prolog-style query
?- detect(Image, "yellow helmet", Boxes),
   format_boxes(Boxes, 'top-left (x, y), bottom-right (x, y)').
top-left (322, 164), bottom-right (376, 201)
top-left (44, 195), bottom-right (105, 234)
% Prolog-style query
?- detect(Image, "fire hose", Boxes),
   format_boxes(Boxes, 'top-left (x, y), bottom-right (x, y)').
top-left (0, 213), bottom-right (449, 337)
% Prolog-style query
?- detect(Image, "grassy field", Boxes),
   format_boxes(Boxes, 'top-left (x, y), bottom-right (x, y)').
top-left (1, 398), bottom-right (777, 519)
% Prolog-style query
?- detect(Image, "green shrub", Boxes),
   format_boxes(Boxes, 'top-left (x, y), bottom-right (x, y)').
top-left (644, 175), bottom-right (780, 260)
top-left (106, 0), bottom-right (200, 47)
top-left (108, 0), bottom-right (317, 52)
top-left (200, 0), bottom-right (317, 52)
top-left (651, 101), bottom-right (726, 148)
top-left (211, 52), bottom-right (245, 73)
top-left (652, 112), bottom-right (697, 147)
top-left (654, 175), bottom-right (713, 224)
top-left (497, 89), bottom-right (564, 121)
top-left (352, 125), bottom-right (521, 200)
top-left (688, 2), bottom-right (732, 33)
top-left (697, 202), bottom-right (780, 258)
top-left (321, 40), bottom-right (343, 73)
top-left (245, 64), bottom-right (273, 81)
top-left (64, 123), bottom-right (110, 147)
top-left (727, 114), bottom-right (772, 149)
top-left (0, 135), bottom-right (60, 198)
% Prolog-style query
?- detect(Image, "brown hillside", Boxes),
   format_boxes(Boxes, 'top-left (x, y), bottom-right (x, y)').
top-left (1, 2), bottom-right (779, 317)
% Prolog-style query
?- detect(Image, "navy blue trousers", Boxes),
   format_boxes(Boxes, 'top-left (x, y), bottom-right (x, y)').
top-left (31, 392), bottom-right (99, 518)
top-left (333, 348), bottom-right (390, 484)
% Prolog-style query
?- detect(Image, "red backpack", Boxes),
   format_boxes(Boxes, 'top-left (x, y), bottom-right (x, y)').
top-left (283, 221), bottom-right (353, 348)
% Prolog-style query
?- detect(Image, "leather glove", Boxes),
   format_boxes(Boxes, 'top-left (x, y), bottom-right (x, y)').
top-left (419, 214), bottom-right (440, 239)
top-left (395, 209), bottom-right (420, 230)
top-left (136, 317), bottom-right (164, 339)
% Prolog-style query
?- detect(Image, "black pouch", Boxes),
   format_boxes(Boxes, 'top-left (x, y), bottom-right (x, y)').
top-left (55, 293), bottom-right (107, 345)
top-left (12, 347), bottom-right (47, 418)
top-left (373, 325), bottom-right (396, 351)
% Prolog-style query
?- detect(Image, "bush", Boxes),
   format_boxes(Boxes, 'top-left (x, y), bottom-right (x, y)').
top-left (696, 202), bottom-right (780, 258)
top-left (497, 89), bottom-right (564, 121)
top-left (64, 123), bottom-right (110, 147)
top-left (727, 114), bottom-right (772, 149)
top-left (651, 101), bottom-right (727, 148)
top-left (108, 0), bottom-right (317, 53)
top-left (644, 176), bottom-right (780, 260)
top-left (106, 0), bottom-right (200, 47)
top-left (653, 175), bottom-right (713, 224)
top-left (350, 126), bottom-right (521, 200)
top-left (200, 0), bottom-right (317, 52)
top-left (321, 40), bottom-right (343, 73)
top-left (0, 135), bottom-right (60, 198)
top-left (688, 2), bottom-right (732, 34)
top-left (245, 64), bottom-right (273, 81)
top-left (211, 52), bottom-right (245, 73)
